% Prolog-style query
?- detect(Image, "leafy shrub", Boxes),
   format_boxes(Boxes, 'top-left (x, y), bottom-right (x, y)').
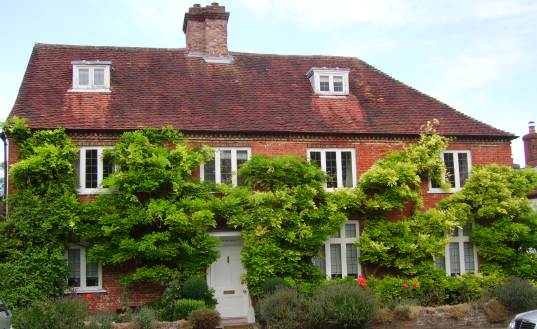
top-left (12, 298), bottom-right (87, 329)
top-left (414, 271), bottom-right (449, 306)
top-left (445, 274), bottom-right (483, 305)
top-left (257, 288), bottom-right (310, 329)
top-left (367, 276), bottom-right (420, 306)
top-left (394, 305), bottom-right (413, 321)
top-left (187, 308), bottom-right (221, 329)
top-left (133, 306), bottom-right (157, 329)
top-left (493, 276), bottom-right (537, 312)
top-left (309, 282), bottom-right (379, 329)
top-left (261, 277), bottom-right (291, 295)
top-left (174, 299), bottom-right (206, 320)
top-left (158, 274), bottom-right (184, 321)
top-left (87, 313), bottom-right (115, 329)
top-left (181, 276), bottom-right (217, 308)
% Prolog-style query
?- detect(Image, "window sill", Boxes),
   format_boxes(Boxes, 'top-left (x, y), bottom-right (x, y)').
top-left (428, 188), bottom-right (462, 194)
top-left (77, 188), bottom-right (112, 195)
top-left (68, 88), bottom-right (111, 93)
top-left (65, 288), bottom-right (107, 294)
top-left (316, 94), bottom-right (348, 98)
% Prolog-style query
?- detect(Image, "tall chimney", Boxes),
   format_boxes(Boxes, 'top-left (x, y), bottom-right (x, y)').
top-left (183, 3), bottom-right (231, 62)
top-left (523, 121), bottom-right (537, 168)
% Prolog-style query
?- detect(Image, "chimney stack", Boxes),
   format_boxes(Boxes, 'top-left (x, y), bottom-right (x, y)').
top-left (523, 121), bottom-right (537, 168)
top-left (183, 3), bottom-right (232, 63)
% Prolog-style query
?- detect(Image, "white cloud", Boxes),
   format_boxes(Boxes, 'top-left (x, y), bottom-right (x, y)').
top-left (475, 0), bottom-right (537, 19)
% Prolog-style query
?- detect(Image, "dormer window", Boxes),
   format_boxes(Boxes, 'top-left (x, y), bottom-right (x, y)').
top-left (70, 60), bottom-right (111, 92)
top-left (307, 67), bottom-right (350, 96)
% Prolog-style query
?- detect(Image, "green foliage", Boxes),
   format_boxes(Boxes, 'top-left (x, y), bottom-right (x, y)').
top-left (224, 155), bottom-right (349, 296)
top-left (257, 288), bottom-right (310, 329)
top-left (445, 274), bottom-right (483, 304)
top-left (80, 126), bottom-right (219, 284)
top-left (133, 306), bottom-right (157, 329)
top-left (173, 299), bottom-right (207, 320)
top-left (493, 276), bottom-right (537, 313)
top-left (309, 282), bottom-right (379, 329)
top-left (12, 297), bottom-right (88, 329)
top-left (181, 276), bottom-right (217, 308)
top-left (440, 165), bottom-right (537, 278)
top-left (187, 308), bottom-right (221, 329)
top-left (261, 277), bottom-right (291, 295)
top-left (0, 119), bottom-right (79, 309)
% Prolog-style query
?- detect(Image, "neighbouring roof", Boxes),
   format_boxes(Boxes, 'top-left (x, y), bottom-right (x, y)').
top-left (9, 43), bottom-right (515, 139)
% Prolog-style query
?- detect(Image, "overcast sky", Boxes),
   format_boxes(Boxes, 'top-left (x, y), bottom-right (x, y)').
top-left (1, 0), bottom-right (535, 166)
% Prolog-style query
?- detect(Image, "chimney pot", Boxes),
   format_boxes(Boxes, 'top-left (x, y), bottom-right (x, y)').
top-left (183, 3), bottom-right (230, 58)
top-left (523, 120), bottom-right (537, 167)
top-left (530, 121), bottom-right (536, 134)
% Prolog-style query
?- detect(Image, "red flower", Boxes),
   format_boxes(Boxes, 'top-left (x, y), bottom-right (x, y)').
top-left (412, 280), bottom-right (418, 287)
top-left (356, 274), bottom-right (367, 288)
top-left (85, 293), bottom-right (94, 300)
top-left (402, 282), bottom-right (410, 289)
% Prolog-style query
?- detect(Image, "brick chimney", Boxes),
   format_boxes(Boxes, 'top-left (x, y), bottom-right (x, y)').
top-left (183, 3), bottom-right (232, 63)
top-left (523, 121), bottom-right (537, 167)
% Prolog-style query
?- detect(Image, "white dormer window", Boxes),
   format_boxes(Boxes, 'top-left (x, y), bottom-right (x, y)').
top-left (70, 60), bottom-right (111, 92)
top-left (307, 67), bottom-right (350, 96)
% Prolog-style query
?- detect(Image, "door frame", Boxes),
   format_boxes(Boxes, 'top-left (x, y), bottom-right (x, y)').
top-left (207, 231), bottom-right (255, 324)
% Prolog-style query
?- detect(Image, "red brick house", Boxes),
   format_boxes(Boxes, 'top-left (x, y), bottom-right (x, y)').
top-left (7, 2), bottom-right (515, 322)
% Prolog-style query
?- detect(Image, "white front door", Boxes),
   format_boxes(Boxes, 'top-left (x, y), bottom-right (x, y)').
top-left (207, 235), bottom-right (254, 323)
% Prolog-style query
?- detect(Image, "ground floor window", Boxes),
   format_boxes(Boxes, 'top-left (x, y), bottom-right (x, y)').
top-left (313, 220), bottom-right (361, 278)
top-left (434, 222), bottom-right (477, 276)
top-left (65, 245), bottom-right (102, 292)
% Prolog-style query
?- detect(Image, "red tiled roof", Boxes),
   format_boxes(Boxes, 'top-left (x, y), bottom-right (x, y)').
top-left (9, 43), bottom-right (514, 139)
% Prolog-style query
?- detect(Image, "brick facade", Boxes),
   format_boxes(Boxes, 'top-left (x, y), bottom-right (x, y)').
top-left (183, 3), bottom-right (229, 57)
top-left (523, 121), bottom-right (537, 168)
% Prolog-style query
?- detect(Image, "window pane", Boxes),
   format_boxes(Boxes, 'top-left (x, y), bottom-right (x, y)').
top-left (203, 158), bottom-right (216, 183)
top-left (78, 68), bottom-right (89, 86)
top-left (67, 249), bottom-right (81, 287)
top-left (443, 153), bottom-right (456, 188)
top-left (449, 243), bottom-right (460, 276)
top-left (434, 255), bottom-right (446, 270)
top-left (341, 151), bottom-right (353, 187)
top-left (333, 76), bottom-right (343, 92)
top-left (94, 68), bottom-right (105, 86)
top-left (464, 243), bottom-right (475, 273)
top-left (345, 223), bottom-right (357, 238)
top-left (309, 151), bottom-right (322, 168)
top-left (458, 153), bottom-right (469, 187)
top-left (85, 149), bottom-right (98, 188)
top-left (312, 247), bottom-right (326, 276)
top-left (325, 151), bottom-right (337, 188)
top-left (462, 222), bottom-right (472, 236)
top-left (102, 154), bottom-right (114, 179)
top-left (220, 150), bottom-right (232, 184)
top-left (320, 76), bottom-right (330, 92)
top-left (346, 243), bottom-right (359, 277)
top-left (236, 150), bottom-right (248, 186)
top-left (86, 262), bottom-right (99, 287)
top-left (330, 244), bottom-right (342, 278)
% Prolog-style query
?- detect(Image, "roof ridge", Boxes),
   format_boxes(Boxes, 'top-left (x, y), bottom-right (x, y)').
top-left (34, 42), bottom-right (187, 52)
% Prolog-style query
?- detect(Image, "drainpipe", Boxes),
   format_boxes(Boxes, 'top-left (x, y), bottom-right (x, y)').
top-left (0, 132), bottom-right (7, 218)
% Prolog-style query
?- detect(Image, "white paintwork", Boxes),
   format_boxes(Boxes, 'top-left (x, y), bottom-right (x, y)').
top-left (306, 67), bottom-right (350, 96)
top-left (306, 148), bottom-right (357, 190)
top-left (77, 146), bottom-right (112, 195)
top-left (70, 61), bottom-right (111, 92)
top-left (200, 147), bottom-right (251, 186)
top-left (429, 150), bottom-right (472, 193)
top-left (207, 235), bottom-right (255, 323)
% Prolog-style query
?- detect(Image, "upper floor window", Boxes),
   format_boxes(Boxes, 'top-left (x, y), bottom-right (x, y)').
top-left (70, 60), bottom-right (111, 92)
top-left (306, 67), bottom-right (350, 96)
top-left (430, 151), bottom-right (471, 193)
top-left (435, 222), bottom-right (477, 276)
top-left (308, 149), bottom-right (356, 189)
top-left (77, 147), bottom-right (114, 194)
top-left (313, 220), bottom-right (361, 279)
top-left (65, 245), bottom-right (103, 293)
top-left (201, 148), bottom-right (251, 186)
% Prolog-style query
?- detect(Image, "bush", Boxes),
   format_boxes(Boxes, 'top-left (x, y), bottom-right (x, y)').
top-left (261, 277), bottom-right (290, 295)
top-left (87, 313), bottom-right (115, 329)
top-left (445, 274), bottom-right (483, 305)
top-left (133, 306), bottom-right (157, 329)
top-left (174, 299), bottom-right (207, 320)
top-left (187, 308), bottom-right (221, 329)
top-left (159, 275), bottom-right (183, 321)
top-left (309, 282), bottom-right (379, 329)
top-left (414, 271), bottom-right (449, 306)
top-left (257, 288), bottom-right (310, 329)
top-left (493, 276), bottom-right (537, 312)
top-left (182, 276), bottom-right (217, 308)
top-left (367, 276), bottom-right (420, 306)
top-left (12, 297), bottom-right (87, 329)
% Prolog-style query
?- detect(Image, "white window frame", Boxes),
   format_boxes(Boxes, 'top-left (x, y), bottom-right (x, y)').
top-left (200, 147), bottom-right (251, 186)
top-left (70, 60), bottom-right (111, 92)
top-left (315, 220), bottom-right (361, 279)
top-left (436, 223), bottom-right (478, 276)
top-left (65, 245), bottom-right (104, 293)
top-left (429, 150), bottom-right (472, 193)
top-left (307, 148), bottom-right (357, 190)
top-left (306, 67), bottom-right (350, 96)
top-left (78, 146), bottom-right (113, 195)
